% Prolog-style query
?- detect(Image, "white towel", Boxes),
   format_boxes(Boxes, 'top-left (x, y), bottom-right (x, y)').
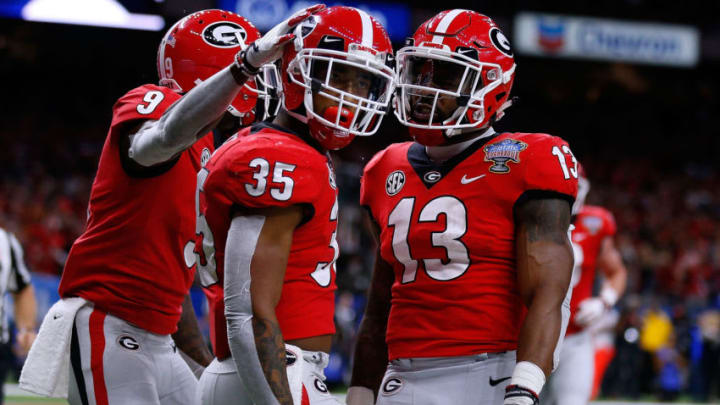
top-left (19, 297), bottom-right (88, 398)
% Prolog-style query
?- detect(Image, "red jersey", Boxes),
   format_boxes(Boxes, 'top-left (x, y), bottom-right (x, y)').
top-left (198, 123), bottom-right (338, 360)
top-left (59, 84), bottom-right (214, 335)
top-left (360, 132), bottom-right (578, 360)
top-left (566, 205), bottom-right (617, 336)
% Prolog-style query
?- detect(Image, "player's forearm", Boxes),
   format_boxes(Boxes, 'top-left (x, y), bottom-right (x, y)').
top-left (350, 313), bottom-right (389, 394)
top-left (599, 238), bottom-right (627, 300)
top-left (225, 215), bottom-right (283, 405)
top-left (13, 285), bottom-right (37, 331)
top-left (516, 288), bottom-right (565, 375)
top-left (252, 314), bottom-right (293, 405)
top-left (350, 252), bottom-right (393, 396)
top-left (171, 294), bottom-right (213, 367)
top-left (516, 239), bottom-right (573, 375)
top-left (128, 64), bottom-right (248, 166)
top-left (514, 197), bottom-right (574, 375)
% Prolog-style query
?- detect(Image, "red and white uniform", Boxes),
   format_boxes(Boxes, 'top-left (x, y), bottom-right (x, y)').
top-left (361, 132), bottom-right (578, 361)
top-left (198, 122), bottom-right (338, 360)
top-left (566, 206), bottom-right (617, 336)
top-left (59, 84), bottom-right (213, 334)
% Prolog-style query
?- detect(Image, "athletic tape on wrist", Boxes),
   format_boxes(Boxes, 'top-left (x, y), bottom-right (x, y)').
top-left (510, 361), bottom-right (545, 396)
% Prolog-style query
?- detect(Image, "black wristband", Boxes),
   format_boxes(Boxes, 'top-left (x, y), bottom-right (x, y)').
top-left (504, 385), bottom-right (539, 405)
top-left (230, 47), bottom-right (261, 85)
top-left (229, 61), bottom-right (250, 86)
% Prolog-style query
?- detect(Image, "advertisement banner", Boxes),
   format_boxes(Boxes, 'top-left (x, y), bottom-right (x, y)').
top-left (514, 12), bottom-right (700, 67)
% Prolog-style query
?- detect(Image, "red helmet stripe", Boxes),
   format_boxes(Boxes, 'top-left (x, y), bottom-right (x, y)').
top-left (356, 8), bottom-right (374, 47)
top-left (431, 9), bottom-right (466, 44)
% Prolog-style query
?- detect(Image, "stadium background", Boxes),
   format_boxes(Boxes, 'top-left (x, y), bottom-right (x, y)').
top-left (1, 0), bottom-right (719, 403)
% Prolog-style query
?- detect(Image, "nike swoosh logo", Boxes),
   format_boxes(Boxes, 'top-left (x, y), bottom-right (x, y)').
top-left (461, 174), bottom-right (486, 184)
top-left (489, 376), bottom-right (511, 386)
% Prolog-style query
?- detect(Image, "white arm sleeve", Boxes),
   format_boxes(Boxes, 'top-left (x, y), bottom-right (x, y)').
top-left (224, 215), bottom-right (280, 405)
top-left (128, 65), bottom-right (243, 167)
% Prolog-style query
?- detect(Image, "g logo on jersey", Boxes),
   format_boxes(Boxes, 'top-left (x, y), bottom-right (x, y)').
top-left (489, 27), bottom-right (513, 57)
top-left (203, 22), bottom-right (247, 48)
top-left (386, 170), bottom-right (406, 196)
top-left (117, 335), bottom-right (140, 351)
top-left (381, 377), bottom-right (404, 396)
top-left (424, 171), bottom-right (442, 183)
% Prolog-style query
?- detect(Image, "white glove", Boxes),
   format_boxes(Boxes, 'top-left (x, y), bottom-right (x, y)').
top-left (503, 385), bottom-right (539, 405)
top-left (243, 4), bottom-right (325, 71)
top-left (574, 297), bottom-right (608, 327)
top-left (346, 386), bottom-right (374, 405)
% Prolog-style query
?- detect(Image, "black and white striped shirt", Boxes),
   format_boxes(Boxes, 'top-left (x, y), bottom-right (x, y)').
top-left (0, 227), bottom-right (32, 343)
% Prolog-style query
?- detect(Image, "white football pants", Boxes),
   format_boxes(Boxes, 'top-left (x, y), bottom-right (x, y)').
top-left (376, 351), bottom-right (516, 405)
top-left (68, 305), bottom-right (198, 405)
top-left (540, 330), bottom-right (594, 405)
top-left (197, 345), bottom-right (341, 405)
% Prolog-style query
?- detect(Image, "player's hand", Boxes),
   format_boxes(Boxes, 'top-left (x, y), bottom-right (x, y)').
top-left (503, 384), bottom-right (539, 405)
top-left (575, 297), bottom-right (607, 327)
top-left (16, 329), bottom-right (37, 356)
top-left (242, 4), bottom-right (325, 72)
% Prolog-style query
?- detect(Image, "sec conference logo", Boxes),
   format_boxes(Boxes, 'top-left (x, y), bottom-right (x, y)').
top-left (386, 171), bottom-right (405, 196)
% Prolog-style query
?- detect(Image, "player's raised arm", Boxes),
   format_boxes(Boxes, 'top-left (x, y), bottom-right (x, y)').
top-left (347, 211), bottom-right (393, 405)
top-left (574, 234), bottom-right (627, 326)
top-left (508, 197), bottom-right (574, 405)
top-left (127, 4), bottom-right (325, 167)
top-left (224, 206), bottom-right (304, 405)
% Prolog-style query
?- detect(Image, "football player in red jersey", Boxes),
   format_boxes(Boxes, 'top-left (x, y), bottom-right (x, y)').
top-left (540, 168), bottom-right (627, 405)
top-left (194, 6), bottom-right (395, 405)
top-left (347, 10), bottom-right (578, 405)
top-left (22, 8), bottom-right (321, 405)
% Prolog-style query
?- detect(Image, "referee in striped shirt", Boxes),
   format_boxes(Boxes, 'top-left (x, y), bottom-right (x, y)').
top-left (0, 227), bottom-right (37, 404)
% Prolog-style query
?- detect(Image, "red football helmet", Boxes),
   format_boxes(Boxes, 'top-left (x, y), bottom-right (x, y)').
top-left (394, 9), bottom-right (516, 146)
top-left (157, 9), bottom-right (280, 124)
top-left (281, 6), bottom-right (395, 150)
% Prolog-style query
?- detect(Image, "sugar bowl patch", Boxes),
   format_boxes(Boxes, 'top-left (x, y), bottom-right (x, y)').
top-left (484, 139), bottom-right (527, 173)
